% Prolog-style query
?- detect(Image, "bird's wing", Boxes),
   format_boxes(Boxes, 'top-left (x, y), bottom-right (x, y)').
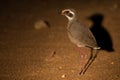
top-left (68, 22), bottom-right (98, 47)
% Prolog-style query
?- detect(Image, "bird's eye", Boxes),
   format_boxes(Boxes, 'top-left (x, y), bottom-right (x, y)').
top-left (66, 11), bottom-right (69, 14)
top-left (68, 13), bottom-right (73, 17)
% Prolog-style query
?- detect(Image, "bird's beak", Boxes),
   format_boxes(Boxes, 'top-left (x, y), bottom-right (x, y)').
top-left (61, 10), bottom-right (65, 15)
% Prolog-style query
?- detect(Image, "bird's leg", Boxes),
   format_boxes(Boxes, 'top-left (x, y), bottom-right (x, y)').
top-left (79, 48), bottom-right (98, 75)
top-left (78, 48), bottom-right (89, 75)
top-left (78, 48), bottom-right (87, 59)
top-left (79, 48), bottom-right (93, 75)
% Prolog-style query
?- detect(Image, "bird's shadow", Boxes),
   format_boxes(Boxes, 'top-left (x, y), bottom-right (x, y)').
top-left (88, 13), bottom-right (114, 52)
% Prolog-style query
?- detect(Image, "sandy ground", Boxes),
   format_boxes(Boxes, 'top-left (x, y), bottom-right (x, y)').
top-left (0, 0), bottom-right (120, 80)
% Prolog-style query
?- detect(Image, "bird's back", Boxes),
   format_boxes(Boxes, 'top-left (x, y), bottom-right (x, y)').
top-left (67, 20), bottom-right (98, 48)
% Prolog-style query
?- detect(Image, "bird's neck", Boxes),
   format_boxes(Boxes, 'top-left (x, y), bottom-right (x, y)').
top-left (68, 17), bottom-right (78, 24)
top-left (67, 18), bottom-right (79, 30)
top-left (65, 14), bottom-right (78, 21)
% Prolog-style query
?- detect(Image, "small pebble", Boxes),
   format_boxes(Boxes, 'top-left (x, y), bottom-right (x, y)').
top-left (58, 66), bottom-right (62, 70)
top-left (61, 74), bottom-right (66, 78)
top-left (111, 62), bottom-right (114, 65)
top-left (51, 51), bottom-right (56, 57)
top-left (71, 70), bottom-right (75, 73)
top-left (34, 20), bottom-right (49, 30)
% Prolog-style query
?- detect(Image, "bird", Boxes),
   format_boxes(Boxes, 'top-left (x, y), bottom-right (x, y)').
top-left (61, 9), bottom-right (100, 75)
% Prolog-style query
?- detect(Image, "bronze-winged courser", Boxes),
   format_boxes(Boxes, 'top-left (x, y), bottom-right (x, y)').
top-left (61, 9), bottom-right (100, 75)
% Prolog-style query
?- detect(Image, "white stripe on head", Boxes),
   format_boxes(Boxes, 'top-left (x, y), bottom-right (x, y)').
top-left (62, 9), bottom-right (75, 21)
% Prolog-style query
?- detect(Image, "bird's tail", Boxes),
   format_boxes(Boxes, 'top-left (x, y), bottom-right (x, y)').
top-left (93, 47), bottom-right (101, 49)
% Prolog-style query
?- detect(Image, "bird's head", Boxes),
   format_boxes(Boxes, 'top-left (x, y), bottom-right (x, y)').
top-left (61, 9), bottom-right (77, 21)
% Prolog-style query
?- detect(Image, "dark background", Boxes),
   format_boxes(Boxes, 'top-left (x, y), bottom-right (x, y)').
top-left (0, 0), bottom-right (120, 80)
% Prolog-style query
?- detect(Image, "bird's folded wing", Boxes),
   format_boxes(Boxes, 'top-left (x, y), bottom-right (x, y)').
top-left (68, 22), bottom-right (98, 47)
